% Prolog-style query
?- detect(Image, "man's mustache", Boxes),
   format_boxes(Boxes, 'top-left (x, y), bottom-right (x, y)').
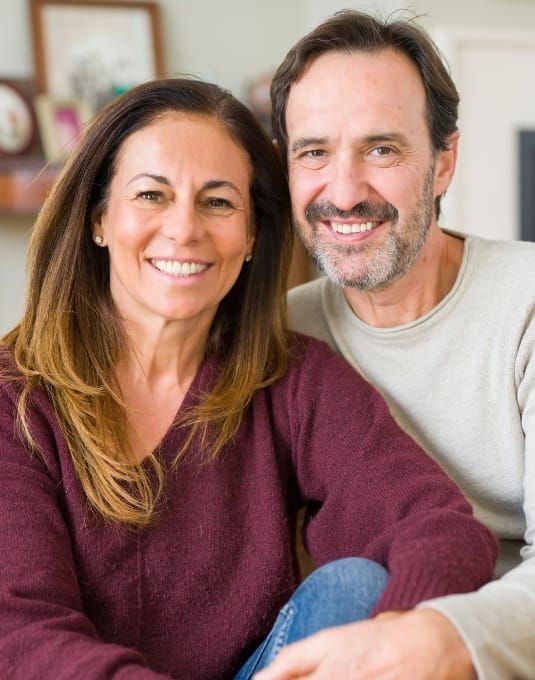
top-left (305, 201), bottom-right (398, 223)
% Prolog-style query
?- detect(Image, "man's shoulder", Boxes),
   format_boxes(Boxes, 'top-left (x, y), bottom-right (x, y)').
top-left (468, 232), bottom-right (535, 260)
top-left (467, 234), bottom-right (535, 284)
top-left (287, 277), bottom-right (335, 343)
top-left (288, 276), bottom-right (326, 303)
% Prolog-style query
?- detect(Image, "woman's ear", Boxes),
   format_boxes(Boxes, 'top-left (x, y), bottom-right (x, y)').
top-left (246, 227), bottom-right (255, 255)
top-left (91, 207), bottom-right (107, 246)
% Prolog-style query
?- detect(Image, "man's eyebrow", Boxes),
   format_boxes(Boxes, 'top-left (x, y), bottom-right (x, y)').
top-left (290, 137), bottom-right (328, 154)
top-left (363, 133), bottom-right (408, 145)
top-left (289, 132), bottom-right (409, 155)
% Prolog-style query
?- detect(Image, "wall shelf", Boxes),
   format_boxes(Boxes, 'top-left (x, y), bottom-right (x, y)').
top-left (0, 158), bottom-right (58, 216)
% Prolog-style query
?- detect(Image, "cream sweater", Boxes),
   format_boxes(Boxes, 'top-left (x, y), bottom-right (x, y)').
top-left (288, 232), bottom-right (535, 680)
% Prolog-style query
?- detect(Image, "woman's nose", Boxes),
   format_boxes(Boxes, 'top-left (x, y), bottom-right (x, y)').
top-left (161, 200), bottom-right (203, 243)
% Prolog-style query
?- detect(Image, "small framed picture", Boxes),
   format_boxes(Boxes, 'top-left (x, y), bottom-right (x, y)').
top-left (30, 0), bottom-right (164, 112)
top-left (0, 79), bottom-right (41, 158)
top-left (34, 94), bottom-right (91, 162)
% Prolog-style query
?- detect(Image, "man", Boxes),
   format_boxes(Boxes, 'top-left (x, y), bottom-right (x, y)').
top-left (263, 9), bottom-right (535, 680)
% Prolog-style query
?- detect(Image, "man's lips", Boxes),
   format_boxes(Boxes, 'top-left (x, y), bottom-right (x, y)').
top-left (328, 220), bottom-right (379, 234)
top-left (305, 201), bottom-right (398, 226)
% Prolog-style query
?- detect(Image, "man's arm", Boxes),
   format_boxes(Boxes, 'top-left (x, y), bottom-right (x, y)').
top-left (418, 559), bottom-right (535, 679)
top-left (253, 609), bottom-right (476, 680)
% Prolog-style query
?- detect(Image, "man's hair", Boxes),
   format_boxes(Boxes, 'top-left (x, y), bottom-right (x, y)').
top-left (3, 78), bottom-right (293, 525)
top-left (271, 9), bottom-right (459, 216)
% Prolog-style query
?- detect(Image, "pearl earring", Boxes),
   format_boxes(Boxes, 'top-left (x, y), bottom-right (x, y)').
top-left (244, 253), bottom-right (252, 262)
top-left (94, 235), bottom-right (104, 245)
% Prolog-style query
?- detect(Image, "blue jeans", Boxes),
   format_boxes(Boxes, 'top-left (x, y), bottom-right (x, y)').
top-left (233, 557), bottom-right (389, 680)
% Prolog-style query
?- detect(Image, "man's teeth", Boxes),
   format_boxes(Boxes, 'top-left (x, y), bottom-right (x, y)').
top-left (332, 221), bottom-right (375, 234)
top-left (151, 260), bottom-right (208, 276)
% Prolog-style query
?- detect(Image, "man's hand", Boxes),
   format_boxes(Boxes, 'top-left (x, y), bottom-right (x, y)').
top-left (253, 608), bottom-right (476, 680)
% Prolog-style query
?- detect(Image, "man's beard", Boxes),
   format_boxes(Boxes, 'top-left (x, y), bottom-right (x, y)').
top-left (294, 165), bottom-right (436, 291)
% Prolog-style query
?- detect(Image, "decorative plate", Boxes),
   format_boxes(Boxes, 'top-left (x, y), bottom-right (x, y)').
top-left (0, 80), bottom-right (38, 157)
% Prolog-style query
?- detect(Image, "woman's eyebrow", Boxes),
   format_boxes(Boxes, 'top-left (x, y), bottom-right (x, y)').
top-left (203, 179), bottom-right (244, 198)
top-left (127, 173), bottom-right (172, 186)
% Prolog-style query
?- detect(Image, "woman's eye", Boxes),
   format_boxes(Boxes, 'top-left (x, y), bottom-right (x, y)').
top-left (206, 197), bottom-right (233, 210)
top-left (138, 190), bottom-right (163, 202)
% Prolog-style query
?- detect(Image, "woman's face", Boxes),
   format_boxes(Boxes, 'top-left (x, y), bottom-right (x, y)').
top-left (93, 112), bottom-right (254, 333)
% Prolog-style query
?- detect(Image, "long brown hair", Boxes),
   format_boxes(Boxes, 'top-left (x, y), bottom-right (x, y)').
top-left (2, 78), bottom-right (293, 525)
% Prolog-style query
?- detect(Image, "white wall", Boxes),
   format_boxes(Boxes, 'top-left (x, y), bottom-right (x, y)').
top-left (435, 29), bottom-right (535, 240)
top-left (2, 0), bottom-right (535, 332)
top-left (0, 218), bottom-right (30, 334)
top-left (0, 0), bottom-right (307, 334)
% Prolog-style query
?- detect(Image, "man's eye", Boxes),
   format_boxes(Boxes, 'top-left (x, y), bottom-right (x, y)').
top-left (304, 149), bottom-right (325, 158)
top-left (372, 146), bottom-right (393, 156)
top-left (295, 148), bottom-right (329, 169)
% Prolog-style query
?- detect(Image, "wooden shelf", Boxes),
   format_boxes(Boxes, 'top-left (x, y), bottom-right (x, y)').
top-left (0, 158), bottom-right (59, 216)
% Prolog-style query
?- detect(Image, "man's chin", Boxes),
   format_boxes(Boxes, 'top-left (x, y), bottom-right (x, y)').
top-left (315, 258), bottom-right (365, 289)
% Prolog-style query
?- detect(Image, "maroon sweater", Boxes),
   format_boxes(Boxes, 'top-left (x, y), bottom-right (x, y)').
top-left (0, 336), bottom-right (496, 679)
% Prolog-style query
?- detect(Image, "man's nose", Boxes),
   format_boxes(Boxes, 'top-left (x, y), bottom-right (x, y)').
top-left (328, 153), bottom-right (374, 211)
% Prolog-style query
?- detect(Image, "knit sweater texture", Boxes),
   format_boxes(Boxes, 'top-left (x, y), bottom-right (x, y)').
top-left (0, 335), bottom-right (496, 679)
top-left (288, 232), bottom-right (535, 680)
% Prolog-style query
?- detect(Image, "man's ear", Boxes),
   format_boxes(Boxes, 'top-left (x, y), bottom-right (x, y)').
top-left (434, 131), bottom-right (459, 196)
top-left (272, 137), bottom-right (282, 159)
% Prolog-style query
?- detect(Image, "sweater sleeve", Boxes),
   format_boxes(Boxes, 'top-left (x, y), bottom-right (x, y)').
top-left (417, 559), bottom-right (535, 680)
top-left (0, 383), bottom-right (172, 680)
top-left (417, 313), bottom-right (535, 680)
top-left (284, 336), bottom-right (498, 615)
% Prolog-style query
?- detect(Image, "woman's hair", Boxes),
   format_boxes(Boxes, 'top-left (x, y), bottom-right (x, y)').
top-left (2, 78), bottom-right (293, 525)
top-left (270, 9), bottom-right (459, 218)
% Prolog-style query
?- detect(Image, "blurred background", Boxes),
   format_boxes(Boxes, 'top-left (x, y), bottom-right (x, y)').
top-left (1, 0), bottom-right (535, 333)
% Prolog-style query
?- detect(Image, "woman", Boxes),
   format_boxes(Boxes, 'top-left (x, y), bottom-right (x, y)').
top-left (0, 78), bottom-right (496, 679)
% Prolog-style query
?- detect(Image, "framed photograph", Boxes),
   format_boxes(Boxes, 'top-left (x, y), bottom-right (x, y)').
top-left (34, 94), bottom-right (91, 162)
top-left (30, 0), bottom-right (164, 112)
top-left (519, 130), bottom-right (535, 242)
top-left (0, 79), bottom-right (41, 158)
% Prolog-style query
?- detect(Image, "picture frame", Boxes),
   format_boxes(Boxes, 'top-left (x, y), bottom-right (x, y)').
top-left (30, 0), bottom-right (164, 112)
top-left (0, 78), bottom-right (42, 159)
top-left (34, 93), bottom-right (91, 162)
top-left (519, 130), bottom-right (535, 242)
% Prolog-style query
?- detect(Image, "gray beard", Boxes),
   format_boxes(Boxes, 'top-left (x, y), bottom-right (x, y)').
top-left (296, 166), bottom-right (436, 291)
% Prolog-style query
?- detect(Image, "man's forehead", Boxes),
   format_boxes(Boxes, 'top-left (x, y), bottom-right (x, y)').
top-left (285, 49), bottom-right (428, 134)
top-left (287, 48), bottom-right (425, 105)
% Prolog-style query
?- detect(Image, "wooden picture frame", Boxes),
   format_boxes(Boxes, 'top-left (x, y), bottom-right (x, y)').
top-left (34, 93), bottom-right (91, 162)
top-left (30, 0), bottom-right (164, 112)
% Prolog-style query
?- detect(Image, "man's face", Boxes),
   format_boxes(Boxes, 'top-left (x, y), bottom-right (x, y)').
top-left (285, 48), bottom-right (444, 290)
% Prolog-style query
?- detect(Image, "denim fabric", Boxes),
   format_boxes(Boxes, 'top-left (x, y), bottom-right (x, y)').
top-left (233, 557), bottom-right (388, 679)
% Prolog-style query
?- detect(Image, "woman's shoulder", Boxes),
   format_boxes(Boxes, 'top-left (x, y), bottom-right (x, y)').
top-left (0, 343), bottom-right (57, 437)
top-left (283, 330), bottom-right (371, 391)
top-left (286, 329), bottom-right (333, 364)
top-left (0, 342), bottom-right (16, 365)
top-left (0, 343), bottom-right (66, 478)
top-left (0, 344), bottom-right (24, 396)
